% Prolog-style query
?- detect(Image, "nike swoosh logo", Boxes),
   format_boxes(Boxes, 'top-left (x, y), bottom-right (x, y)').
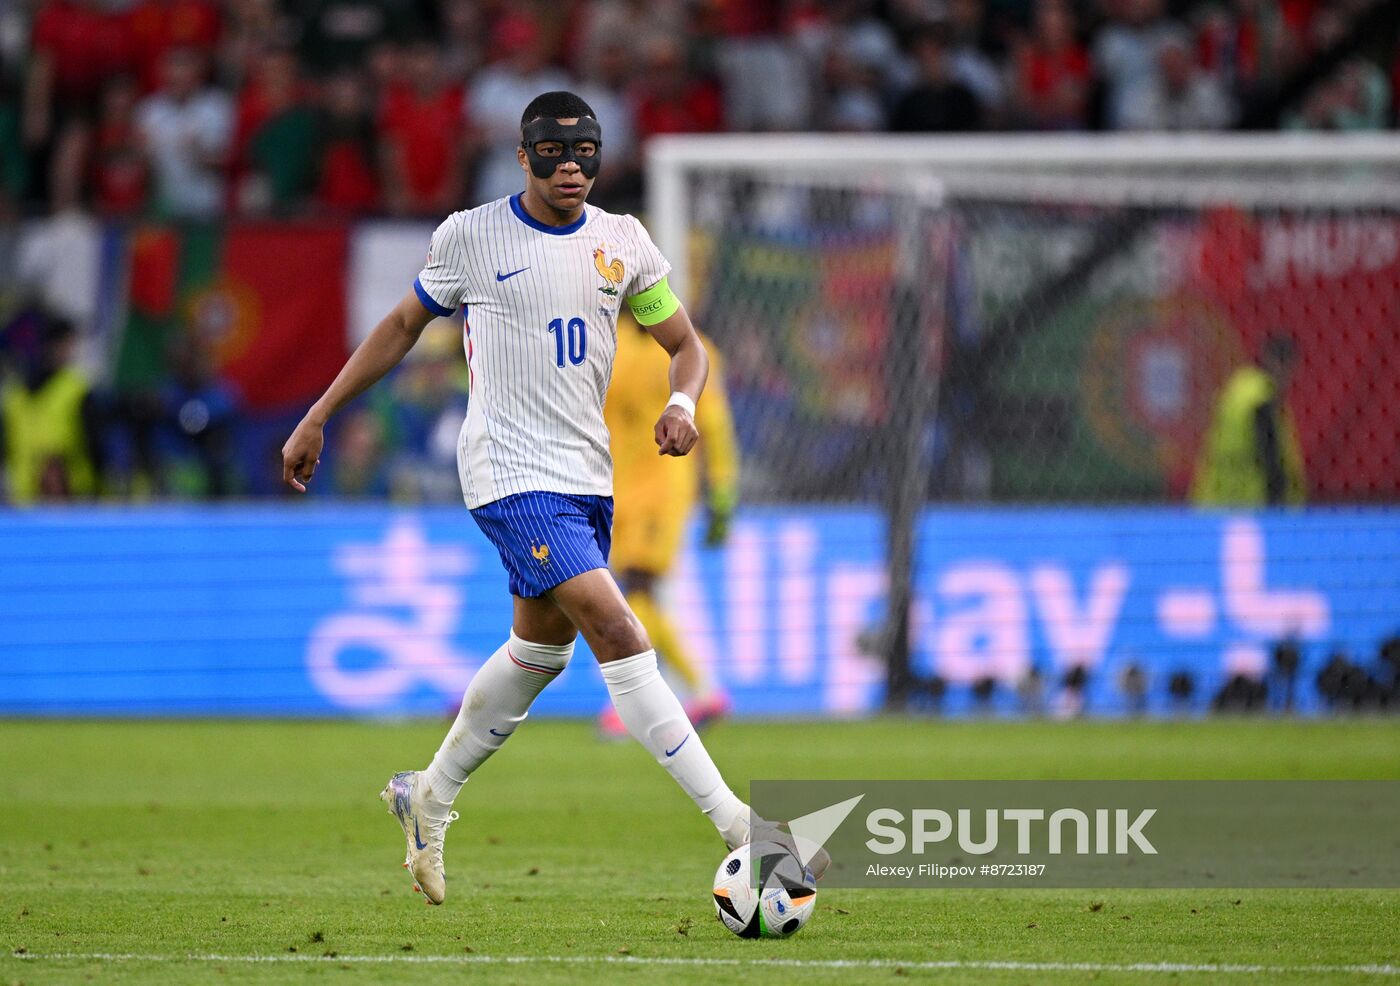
top-left (665, 735), bottom-right (690, 758)
top-left (413, 818), bottom-right (427, 851)
top-left (496, 267), bottom-right (530, 281)
top-left (489, 728), bottom-right (514, 737)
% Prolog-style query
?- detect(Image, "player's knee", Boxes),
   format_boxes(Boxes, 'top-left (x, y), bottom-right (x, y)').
top-left (589, 610), bottom-right (650, 661)
top-left (513, 597), bottom-right (578, 648)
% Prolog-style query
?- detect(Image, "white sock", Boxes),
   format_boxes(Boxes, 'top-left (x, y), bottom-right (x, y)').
top-left (423, 632), bottom-right (573, 805)
top-left (599, 650), bottom-right (746, 842)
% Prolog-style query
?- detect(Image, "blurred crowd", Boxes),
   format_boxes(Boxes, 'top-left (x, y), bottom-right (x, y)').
top-left (0, 304), bottom-right (471, 502)
top-left (2, 0), bottom-right (1398, 506)
top-left (1, 0), bottom-right (1397, 220)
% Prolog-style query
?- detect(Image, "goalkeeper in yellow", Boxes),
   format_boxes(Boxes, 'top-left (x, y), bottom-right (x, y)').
top-left (600, 313), bottom-right (739, 737)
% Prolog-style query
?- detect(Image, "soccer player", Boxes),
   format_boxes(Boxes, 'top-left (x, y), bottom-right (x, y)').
top-left (281, 92), bottom-right (770, 906)
top-left (601, 314), bottom-right (738, 737)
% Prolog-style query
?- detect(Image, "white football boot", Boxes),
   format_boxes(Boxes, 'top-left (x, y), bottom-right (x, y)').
top-left (722, 808), bottom-right (832, 881)
top-left (380, 771), bottom-right (458, 905)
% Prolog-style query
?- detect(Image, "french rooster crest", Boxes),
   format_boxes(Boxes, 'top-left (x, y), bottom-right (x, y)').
top-left (593, 247), bottom-right (624, 285)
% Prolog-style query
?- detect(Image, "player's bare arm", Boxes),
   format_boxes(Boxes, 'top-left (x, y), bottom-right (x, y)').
top-left (644, 304), bottom-right (708, 457)
top-left (281, 290), bottom-right (436, 492)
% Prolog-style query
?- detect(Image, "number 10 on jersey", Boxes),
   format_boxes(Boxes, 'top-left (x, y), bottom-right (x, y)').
top-left (547, 317), bottom-right (587, 367)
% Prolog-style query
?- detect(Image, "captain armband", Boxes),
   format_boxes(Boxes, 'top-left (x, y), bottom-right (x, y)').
top-left (625, 276), bottom-right (681, 326)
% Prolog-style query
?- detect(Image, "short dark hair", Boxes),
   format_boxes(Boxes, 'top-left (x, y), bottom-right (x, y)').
top-left (520, 91), bottom-right (597, 130)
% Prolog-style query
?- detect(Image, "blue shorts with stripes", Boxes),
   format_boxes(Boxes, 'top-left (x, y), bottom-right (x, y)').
top-left (470, 491), bottom-right (614, 599)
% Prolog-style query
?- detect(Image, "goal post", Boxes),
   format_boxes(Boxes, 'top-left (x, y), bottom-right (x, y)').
top-left (646, 134), bottom-right (1400, 711)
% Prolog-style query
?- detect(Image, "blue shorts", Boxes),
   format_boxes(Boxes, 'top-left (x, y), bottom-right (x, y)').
top-left (470, 491), bottom-right (614, 598)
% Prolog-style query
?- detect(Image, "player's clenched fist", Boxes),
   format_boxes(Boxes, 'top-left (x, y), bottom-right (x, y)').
top-left (281, 418), bottom-right (324, 493)
top-left (655, 405), bottom-right (699, 456)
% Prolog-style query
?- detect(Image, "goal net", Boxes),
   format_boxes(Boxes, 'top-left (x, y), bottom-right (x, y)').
top-left (649, 134), bottom-right (1400, 506)
top-left (647, 134), bottom-right (1400, 712)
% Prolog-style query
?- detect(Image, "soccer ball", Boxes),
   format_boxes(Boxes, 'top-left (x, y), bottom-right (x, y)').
top-left (712, 840), bottom-right (817, 939)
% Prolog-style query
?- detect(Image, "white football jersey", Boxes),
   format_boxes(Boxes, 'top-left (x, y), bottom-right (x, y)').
top-left (414, 194), bottom-right (672, 509)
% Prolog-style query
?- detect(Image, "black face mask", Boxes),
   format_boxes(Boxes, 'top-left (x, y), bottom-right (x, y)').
top-left (520, 117), bottom-right (603, 179)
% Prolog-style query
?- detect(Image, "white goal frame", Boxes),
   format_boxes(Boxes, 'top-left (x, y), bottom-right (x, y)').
top-left (645, 132), bottom-right (1400, 299)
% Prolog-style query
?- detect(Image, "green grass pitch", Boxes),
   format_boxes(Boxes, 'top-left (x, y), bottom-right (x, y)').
top-left (2, 718), bottom-right (1398, 984)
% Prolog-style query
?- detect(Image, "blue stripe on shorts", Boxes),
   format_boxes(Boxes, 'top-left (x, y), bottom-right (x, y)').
top-left (470, 491), bottom-right (614, 598)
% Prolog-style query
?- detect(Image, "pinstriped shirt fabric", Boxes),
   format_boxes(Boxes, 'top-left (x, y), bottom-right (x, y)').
top-left (413, 193), bottom-right (672, 510)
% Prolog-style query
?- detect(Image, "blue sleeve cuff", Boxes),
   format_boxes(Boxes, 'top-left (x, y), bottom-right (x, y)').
top-left (414, 278), bottom-right (455, 318)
